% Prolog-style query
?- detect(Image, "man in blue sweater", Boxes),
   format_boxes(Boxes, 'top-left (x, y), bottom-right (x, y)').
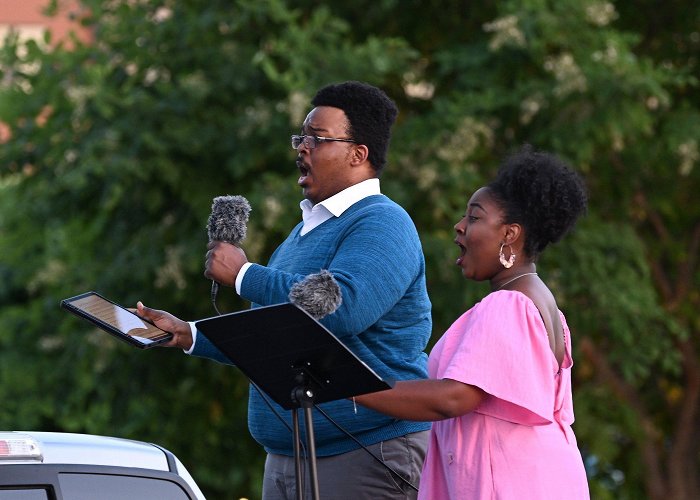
top-left (138, 81), bottom-right (432, 499)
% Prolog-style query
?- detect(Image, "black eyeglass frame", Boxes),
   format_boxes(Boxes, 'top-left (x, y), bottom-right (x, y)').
top-left (290, 134), bottom-right (358, 150)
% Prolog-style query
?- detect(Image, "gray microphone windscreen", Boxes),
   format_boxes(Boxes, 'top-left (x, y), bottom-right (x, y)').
top-left (288, 270), bottom-right (343, 320)
top-left (207, 195), bottom-right (251, 244)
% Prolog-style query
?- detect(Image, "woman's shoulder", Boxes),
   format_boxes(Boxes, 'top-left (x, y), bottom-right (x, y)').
top-left (447, 292), bottom-right (535, 337)
top-left (480, 288), bottom-right (563, 316)
top-left (470, 290), bottom-right (559, 332)
top-left (476, 289), bottom-right (538, 313)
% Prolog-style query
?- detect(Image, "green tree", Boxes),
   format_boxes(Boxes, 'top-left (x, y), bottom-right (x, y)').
top-left (319, 1), bottom-right (699, 498)
top-left (1, 1), bottom-right (698, 499)
top-left (0, 1), bottom-right (417, 497)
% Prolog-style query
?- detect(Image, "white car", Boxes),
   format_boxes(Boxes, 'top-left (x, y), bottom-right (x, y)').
top-left (0, 431), bottom-right (206, 499)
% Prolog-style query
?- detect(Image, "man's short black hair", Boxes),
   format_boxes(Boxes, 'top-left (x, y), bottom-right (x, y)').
top-left (311, 81), bottom-right (398, 174)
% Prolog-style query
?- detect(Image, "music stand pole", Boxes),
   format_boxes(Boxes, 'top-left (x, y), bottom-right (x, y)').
top-left (291, 409), bottom-right (305, 500)
top-left (291, 374), bottom-right (320, 500)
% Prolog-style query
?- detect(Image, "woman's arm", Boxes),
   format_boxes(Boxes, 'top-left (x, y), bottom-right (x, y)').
top-left (354, 378), bottom-right (487, 421)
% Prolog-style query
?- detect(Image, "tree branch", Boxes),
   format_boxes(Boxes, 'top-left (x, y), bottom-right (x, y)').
top-left (578, 335), bottom-right (666, 499)
top-left (668, 337), bottom-right (700, 498)
top-left (633, 190), bottom-right (674, 302)
top-left (672, 222), bottom-right (700, 308)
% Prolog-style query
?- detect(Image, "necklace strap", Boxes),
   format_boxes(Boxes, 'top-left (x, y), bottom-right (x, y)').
top-left (497, 272), bottom-right (538, 290)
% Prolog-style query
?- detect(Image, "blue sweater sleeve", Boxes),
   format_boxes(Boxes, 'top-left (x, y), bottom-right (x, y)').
top-left (240, 198), bottom-right (426, 340)
top-left (190, 330), bottom-right (233, 364)
top-left (323, 205), bottom-right (425, 336)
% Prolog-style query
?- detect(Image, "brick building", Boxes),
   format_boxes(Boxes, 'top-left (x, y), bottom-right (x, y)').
top-left (0, 0), bottom-right (89, 46)
top-left (0, 0), bottom-right (89, 141)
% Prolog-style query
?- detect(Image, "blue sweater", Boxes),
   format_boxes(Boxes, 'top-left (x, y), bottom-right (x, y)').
top-left (192, 194), bottom-right (432, 456)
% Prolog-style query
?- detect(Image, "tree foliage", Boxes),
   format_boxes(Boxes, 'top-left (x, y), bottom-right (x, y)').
top-left (1, 1), bottom-right (698, 498)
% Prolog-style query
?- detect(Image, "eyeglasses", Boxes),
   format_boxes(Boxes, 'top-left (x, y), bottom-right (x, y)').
top-left (291, 134), bottom-right (357, 150)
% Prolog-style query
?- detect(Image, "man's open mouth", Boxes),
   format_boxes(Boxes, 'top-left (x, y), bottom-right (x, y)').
top-left (297, 160), bottom-right (310, 185)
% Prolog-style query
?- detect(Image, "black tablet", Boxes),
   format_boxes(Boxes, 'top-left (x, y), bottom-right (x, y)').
top-left (61, 291), bottom-right (173, 349)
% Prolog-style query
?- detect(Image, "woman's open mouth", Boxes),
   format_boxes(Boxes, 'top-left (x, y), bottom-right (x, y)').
top-left (455, 241), bottom-right (466, 265)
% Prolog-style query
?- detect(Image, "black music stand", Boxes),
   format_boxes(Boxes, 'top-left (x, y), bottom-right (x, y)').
top-left (195, 303), bottom-right (393, 500)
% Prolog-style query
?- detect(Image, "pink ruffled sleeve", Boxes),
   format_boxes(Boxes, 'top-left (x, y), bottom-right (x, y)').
top-left (429, 291), bottom-right (559, 426)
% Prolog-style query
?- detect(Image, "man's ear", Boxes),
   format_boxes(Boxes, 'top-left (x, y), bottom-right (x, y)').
top-left (350, 144), bottom-right (369, 165)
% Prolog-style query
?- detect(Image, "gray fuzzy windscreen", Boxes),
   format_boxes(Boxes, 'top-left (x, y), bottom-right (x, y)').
top-left (288, 270), bottom-right (343, 320)
top-left (207, 195), bottom-right (251, 243)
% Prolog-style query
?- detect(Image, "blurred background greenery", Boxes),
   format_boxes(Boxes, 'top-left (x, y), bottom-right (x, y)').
top-left (0, 1), bottom-right (698, 498)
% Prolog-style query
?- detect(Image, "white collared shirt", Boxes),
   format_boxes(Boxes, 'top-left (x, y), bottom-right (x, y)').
top-left (299, 177), bottom-right (381, 235)
top-left (186, 178), bottom-right (381, 354)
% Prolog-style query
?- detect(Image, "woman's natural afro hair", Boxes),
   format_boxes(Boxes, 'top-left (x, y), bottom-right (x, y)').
top-left (488, 145), bottom-right (588, 259)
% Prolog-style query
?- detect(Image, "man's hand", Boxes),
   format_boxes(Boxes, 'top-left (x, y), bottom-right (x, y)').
top-left (204, 241), bottom-right (248, 287)
top-left (136, 302), bottom-right (193, 350)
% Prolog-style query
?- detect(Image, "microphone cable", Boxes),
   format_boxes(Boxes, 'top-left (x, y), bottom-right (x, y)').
top-left (210, 281), bottom-right (222, 315)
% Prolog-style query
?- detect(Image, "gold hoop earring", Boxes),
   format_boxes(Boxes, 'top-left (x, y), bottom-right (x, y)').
top-left (499, 243), bottom-right (516, 269)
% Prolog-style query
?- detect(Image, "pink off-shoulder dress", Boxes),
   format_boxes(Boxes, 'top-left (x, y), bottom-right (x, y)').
top-left (418, 291), bottom-right (590, 500)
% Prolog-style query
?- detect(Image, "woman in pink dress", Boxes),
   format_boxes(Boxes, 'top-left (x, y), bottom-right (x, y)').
top-left (355, 145), bottom-right (590, 499)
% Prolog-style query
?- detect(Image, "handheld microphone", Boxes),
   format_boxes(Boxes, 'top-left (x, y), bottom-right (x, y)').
top-left (288, 270), bottom-right (343, 320)
top-left (206, 195), bottom-right (251, 310)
